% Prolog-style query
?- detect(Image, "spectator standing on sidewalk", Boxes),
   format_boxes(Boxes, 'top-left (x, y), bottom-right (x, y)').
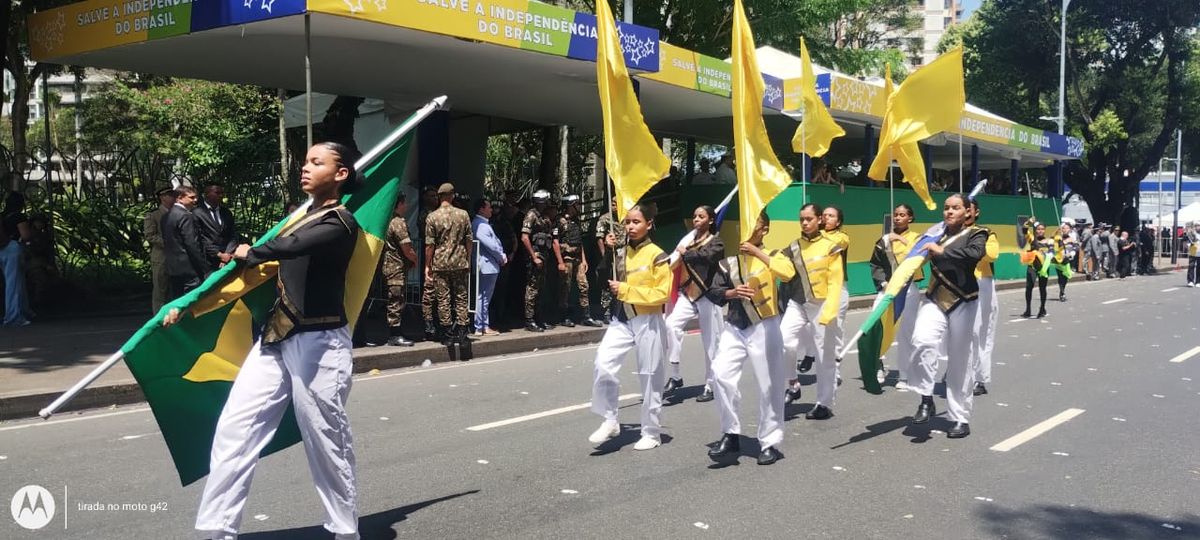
top-left (144, 187), bottom-right (177, 314)
top-left (472, 199), bottom-right (506, 336)
top-left (162, 186), bottom-right (210, 299)
top-left (0, 192), bottom-right (33, 326)
top-left (383, 194), bottom-right (418, 347)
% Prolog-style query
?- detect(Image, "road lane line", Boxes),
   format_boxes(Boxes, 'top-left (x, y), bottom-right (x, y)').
top-left (0, 407), bottom-right (151, 432)
top-left (1162, 287), bottom-right (1180, 293)
top-left (989, 408), bottom-right (1086, 452)
top-left (1101, 298), bottom-right (1127, 305)
top-left (467, 393), bottom-right (640, 431)
top-left (1168, 346), bottom-right (1200, 364)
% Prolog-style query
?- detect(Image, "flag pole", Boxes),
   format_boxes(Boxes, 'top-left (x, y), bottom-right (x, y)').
top-left (38, 352), bottom-right (125, 419)
top-left (38, 96), bottom-right (450, 421)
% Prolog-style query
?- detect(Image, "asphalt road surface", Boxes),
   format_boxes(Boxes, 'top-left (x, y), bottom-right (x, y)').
top-left (2, 272), bottom-right (1198, 539)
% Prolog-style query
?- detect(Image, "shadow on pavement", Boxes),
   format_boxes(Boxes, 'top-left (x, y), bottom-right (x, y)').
top-left (830, 416), bottom-right (911, 449)
top-left (975, 504), bottom-right (1200, 539)
top-left (240, 490), bottom-right (480, 540)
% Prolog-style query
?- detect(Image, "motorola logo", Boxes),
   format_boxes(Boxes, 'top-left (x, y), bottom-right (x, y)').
top-left (10, 485), bottom-right (55, 530)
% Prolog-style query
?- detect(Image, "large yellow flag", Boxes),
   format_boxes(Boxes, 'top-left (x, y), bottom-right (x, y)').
top-left (791, 37), bottom-right (844, 158)
top-left (868, 48), bottom-right (966, 209)
top-left (595, 0), bottom-right (670, 220)
top-left (732, 0), bottom-right (793, 241)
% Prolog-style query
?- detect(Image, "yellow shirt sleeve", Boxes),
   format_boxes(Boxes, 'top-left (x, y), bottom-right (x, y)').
top-left (819, 251), bottom-right (845, 325)
top-left (768, 251), bottom-right (796, 282)
top-left (616, 257), bottom-right (671, 307)
top-left (983, 232), bottom-right (1000, 263)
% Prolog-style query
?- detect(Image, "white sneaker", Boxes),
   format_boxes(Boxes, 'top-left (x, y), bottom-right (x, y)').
top-left (895, 380), bottom-right (910, 391)
top-left (1188, 282), bottom-right (1195, 287)
top-left (876, 368), bottom-right (887, 384)
top-left (633, 435), bottom-right (661, 451)
top-left (588, 421), bottom-right (620, 444)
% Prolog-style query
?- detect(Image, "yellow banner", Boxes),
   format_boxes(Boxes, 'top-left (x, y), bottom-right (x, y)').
top-left (28, 0), bottom-right (191, 59)
top-left (642, 42), bottom-right (698, 89)
top-left (828, 73), bottom-right (886, 118)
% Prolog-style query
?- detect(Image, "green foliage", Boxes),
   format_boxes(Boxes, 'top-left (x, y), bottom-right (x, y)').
top-left (1088, 109), bottom-right (1127, 152)
top-left (78, 77), bottom-right (280, 177)
top-left (630, 0), bottom-right (920, 77)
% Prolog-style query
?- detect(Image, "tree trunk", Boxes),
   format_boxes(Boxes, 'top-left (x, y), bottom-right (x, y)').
top-left (321, 96), bottom-right (364, 152)
top-left (538, 125), bottom-right (561, 192)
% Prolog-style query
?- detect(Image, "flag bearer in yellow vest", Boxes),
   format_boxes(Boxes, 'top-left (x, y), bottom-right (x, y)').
top-left (588, 203), bottom-right (673, 451)
top-left (780, 204), bottom-right (844, 420)
top-left (706, 212), bottom-right (797, 465)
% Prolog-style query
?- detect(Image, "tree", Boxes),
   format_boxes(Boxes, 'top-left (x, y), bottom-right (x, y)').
top-left (3, 0), bottom-right (75, 185)
top-left (955, 0), bottom-right (1200, 226)
top-left (78, 76), bottom-right (280, 182)
top-left (628, 0), bottom-right (918, 77)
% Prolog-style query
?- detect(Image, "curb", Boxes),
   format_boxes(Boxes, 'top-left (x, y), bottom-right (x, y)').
top-left (0, 326), bottom-right (606, 422)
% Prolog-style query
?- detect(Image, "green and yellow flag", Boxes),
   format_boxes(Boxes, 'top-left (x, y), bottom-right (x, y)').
top-left (791, 37), bottom-right (844, 158)
top-left (121, 130), bottom-right (413, 486)
top-left (595, 0), bottom-right (669, 219)
top-left (868, 48), bottom-right (966, 210)
top-left (732, 0), bottom-right (792, 240)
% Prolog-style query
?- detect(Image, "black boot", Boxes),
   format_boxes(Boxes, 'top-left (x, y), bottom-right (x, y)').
top-left (707, 433), bottom-right (740, 460)
top-left (913, 396), bottom-right (935, 424)
top-left (525, 319), bottom-right (544, 332)
top-left (561, 318), bottom-right (576, 328)
top-left (579, 317), bottom-right (602, 327)
top-left (798, 355), bottom-right (815, 373)
top-left (663, 377), bottom-right (683, 394)
top-left (947, 422), bottom-right (970, 439)
top-left (424, 322), bottom-right (440, 342)
top-left (785, 380), bottom-right (802, 404)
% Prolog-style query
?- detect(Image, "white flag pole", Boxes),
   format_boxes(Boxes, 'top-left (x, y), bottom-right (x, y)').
top-left (38, 96), bottom-right (450, 420)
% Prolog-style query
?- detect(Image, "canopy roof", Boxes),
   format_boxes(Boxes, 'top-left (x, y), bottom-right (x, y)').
top-left (28, 0), bottom-right (1082, 167)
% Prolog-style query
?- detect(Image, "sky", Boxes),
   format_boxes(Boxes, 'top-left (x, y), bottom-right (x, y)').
top-left (961, 0), bottom-right (982, 18)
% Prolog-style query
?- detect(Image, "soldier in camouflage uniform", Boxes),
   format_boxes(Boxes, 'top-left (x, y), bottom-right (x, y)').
top-left (521, 190), bottom-right (555, 332)
top-left (594, 198), bottom-right (627, 323)
top-left (384, 194), bottom-right (418, 347)
top-left (424, 183), bottom-right (474, 344)
top-left (553, 195), bottom-right (600, 327)
top-left (417, 185), bottom-right (440, 339)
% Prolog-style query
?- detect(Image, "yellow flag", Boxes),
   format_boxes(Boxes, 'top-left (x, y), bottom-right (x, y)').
top-left (868, 48), bottom-right (965, 209)
top-left (732, 0), bottom-right (793, 241)
top-left (791, 37), bottom-right (845, 158)
top-left (595, 0), bottom-right (670, 220)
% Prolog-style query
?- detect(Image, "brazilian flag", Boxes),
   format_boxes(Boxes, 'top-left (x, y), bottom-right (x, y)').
top-left (120, 125), bottom-right (415, 485)
top-left (855, 225), bottom-right (942, 394)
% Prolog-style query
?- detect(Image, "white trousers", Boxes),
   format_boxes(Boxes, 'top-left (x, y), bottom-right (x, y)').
top-left (591, 314), bottom-right (667, 438)
top-left (910, 299), bottom-right (979, 424)
top-left (973, 278), bottom-right (998, 384)
top-left (196, 327), bottom-right (358, 540)
top-left (665, 295), bottom-right (724, 387)
top-left (893, 285), bottom-right (923, 381)
top-left (781, 298), bottom-right (822, 370)
top-left (710, 317), bottom-right (787, 449)
top-left (821, 287), bottom-right (849, 394)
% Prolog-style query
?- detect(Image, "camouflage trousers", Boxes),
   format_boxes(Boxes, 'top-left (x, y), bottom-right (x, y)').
top-left (558, 257), bottom-right (590, 314)
top-left (524, 258), bottom-right (547, 320)
top-left (598, 254), bottom-right (615, 316)
top-left (386, 284), bottom-right (406, 328)
top-left (431, 269), bottom-right (470, 327)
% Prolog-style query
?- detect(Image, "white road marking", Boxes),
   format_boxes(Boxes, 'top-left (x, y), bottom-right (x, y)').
top-left (467, 393), bottom-right (640, 431)
top-left (1101, 298), bottom-right (1127, 305)
top-left (0, 407), bottom-right (151, 432)
top-left (990, 408), bottom-right (1086, 452)
top-left (1168, 346), bottom-right (1200, 364)
top-left (1161, 288), bottom-right (1180, 292)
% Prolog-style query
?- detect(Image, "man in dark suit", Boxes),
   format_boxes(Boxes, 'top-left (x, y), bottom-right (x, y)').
top-left (161, 186), bottom-right (210, 299)
top-left (195, 183), bottom-right (237, 269)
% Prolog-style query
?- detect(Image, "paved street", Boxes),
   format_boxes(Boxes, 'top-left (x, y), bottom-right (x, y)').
top-left (2, 272), bottom-right (1198, 539)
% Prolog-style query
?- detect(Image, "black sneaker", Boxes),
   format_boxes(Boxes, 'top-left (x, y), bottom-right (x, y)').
top-left (798, 356), bottom-right (815, 373)
top-left (663, 377), bottom-right (683, 394)
top-left (561, 318), bottom-right (576, 328)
